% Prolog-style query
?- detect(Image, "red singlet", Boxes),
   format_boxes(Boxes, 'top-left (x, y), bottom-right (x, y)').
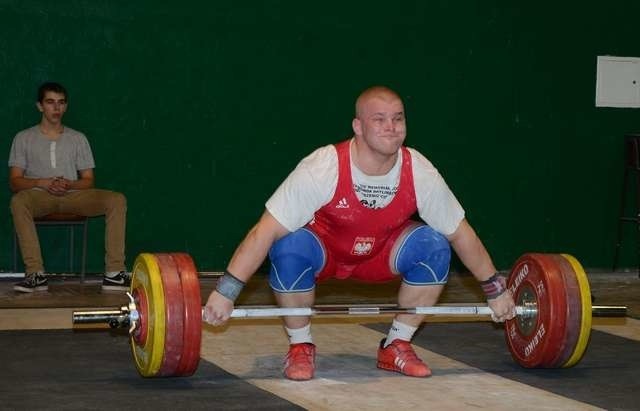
top-left (307, 140), bottom-right (418, 282)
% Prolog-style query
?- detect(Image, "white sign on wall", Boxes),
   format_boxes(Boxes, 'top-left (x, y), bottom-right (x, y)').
top-left (596, 56), bottom-right (640, 108)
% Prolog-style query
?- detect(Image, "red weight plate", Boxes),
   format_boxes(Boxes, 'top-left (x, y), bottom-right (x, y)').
top-left (155, 253), bottom-right (185, 376)
top-left (545, 254), bottom-right (582, 368)
top-left (504, 253), bottom-right (568, 368)
top-left (534, 254), bottom-right (571, 367)
top-left (171, 253), bottom-right (202, 376)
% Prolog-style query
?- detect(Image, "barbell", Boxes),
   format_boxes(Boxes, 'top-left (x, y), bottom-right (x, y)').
top-left (72, 252), bottom-right (627, 378)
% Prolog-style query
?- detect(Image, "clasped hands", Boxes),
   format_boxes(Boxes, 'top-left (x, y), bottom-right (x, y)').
top-left (45, 176), bottom-right (70, 196)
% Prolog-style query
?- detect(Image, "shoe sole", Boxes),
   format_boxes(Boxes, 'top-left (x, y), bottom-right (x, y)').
top-left (284, 375), bottom-right (314, 381)
top-left (101, 285), bottom-right (130, 291)
top-left (14, 286), bottom-right (48, 293)
top-left (377, 361), bottom-right (431, 377)
top-left (284, 371), bottom-right (314, 381)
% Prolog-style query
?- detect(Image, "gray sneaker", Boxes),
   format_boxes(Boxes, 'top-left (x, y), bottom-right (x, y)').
top-left (14, 272), bottom-right (48, 293)
top-left (102, 271), bottom-right (131, 291)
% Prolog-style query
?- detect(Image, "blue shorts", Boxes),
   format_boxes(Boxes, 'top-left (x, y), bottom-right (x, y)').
top-left (268, 223), bottom-right (451, 293)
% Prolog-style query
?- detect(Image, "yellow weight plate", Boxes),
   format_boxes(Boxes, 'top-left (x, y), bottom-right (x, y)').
top-left (130, 253), bottom-right (166, 377)
top-left (560, 254), bottom-right (592, 367)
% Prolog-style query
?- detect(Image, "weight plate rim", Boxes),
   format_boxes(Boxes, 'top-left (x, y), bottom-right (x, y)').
top-left (533, 254), bottom-right (570, 368)
top-left (130, 253), bottom-right (166, 377)
top-left (171, 252), bottom-right (202, 376)
top-left (545, 254), bottom-right (582, 367)
top-left (155, 253), bottom-right (185, 376)
top-left (560, 253), bottom-right (592, 367)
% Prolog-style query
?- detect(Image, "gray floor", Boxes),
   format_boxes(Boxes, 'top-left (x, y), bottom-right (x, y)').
top-left (1, 268), bottom-right (638, 411)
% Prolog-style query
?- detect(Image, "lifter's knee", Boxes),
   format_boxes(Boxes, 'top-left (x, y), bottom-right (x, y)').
top-left (269, 228), bottom-right (325, 293)
top-left (393, 225), bottom-right (451, 285)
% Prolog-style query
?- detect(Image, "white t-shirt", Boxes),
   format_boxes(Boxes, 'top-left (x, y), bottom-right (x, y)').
top-left (266, 140), bottom-right (465, 235)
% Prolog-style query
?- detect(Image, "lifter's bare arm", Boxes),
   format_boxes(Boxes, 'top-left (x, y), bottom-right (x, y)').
top-left (204, 210), bottom-right (290, 324)
top-left (447, 218), bottom-right (516, 322)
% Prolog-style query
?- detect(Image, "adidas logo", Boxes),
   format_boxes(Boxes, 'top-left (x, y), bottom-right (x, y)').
top-left (335, 197), bottom-right (349, 209)
top-left (394, 357), bottom-right (406, 371)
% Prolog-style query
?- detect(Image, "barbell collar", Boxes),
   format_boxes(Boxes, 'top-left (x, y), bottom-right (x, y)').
top-left (72, 307), bottom-right (131, 329)
top-left (592, 305), bottom-right (628, 317)
top-left (72, 309), bottom-right (125, 324)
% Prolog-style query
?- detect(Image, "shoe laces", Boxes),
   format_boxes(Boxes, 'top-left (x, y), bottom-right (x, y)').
top-left (107, 271), bottom-right (129, 279)
top-left (285, 343), bottom-right (315, 365)
top-left (389, 340), bottom-right (420, 363)
top-left (24, 273), bottom-right (44, 285)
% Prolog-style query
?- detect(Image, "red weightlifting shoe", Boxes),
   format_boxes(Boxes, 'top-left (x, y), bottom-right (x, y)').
top-left (377, 339), bottom-right (431, 377)
top-left (283, 343), bottom-right (316, 381)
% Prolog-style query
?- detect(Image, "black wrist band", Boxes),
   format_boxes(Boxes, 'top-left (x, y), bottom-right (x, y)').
top-left (215, 270), bottom-right (246, 301)
top-left (480, 273), bottom-right (507, 300)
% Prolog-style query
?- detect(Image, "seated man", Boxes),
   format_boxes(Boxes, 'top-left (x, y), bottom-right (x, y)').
top-left (9, 82), bottom-right (128, 293)
top-left (203, 86), bottom-right (516, 380)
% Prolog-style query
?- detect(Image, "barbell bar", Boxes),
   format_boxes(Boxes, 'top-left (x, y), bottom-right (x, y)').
top-left (72, 302), bottom-right (626, 327)
top-left (71, 252), bottom-right (629, 377)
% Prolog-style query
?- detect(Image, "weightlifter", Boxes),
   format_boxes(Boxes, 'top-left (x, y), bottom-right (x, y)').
top-left (204, 85), bottom-right (517, 380)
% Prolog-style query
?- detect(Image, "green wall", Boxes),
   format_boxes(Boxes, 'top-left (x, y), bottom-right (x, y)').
top-left (0, 1), bottom-right (638, 273)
